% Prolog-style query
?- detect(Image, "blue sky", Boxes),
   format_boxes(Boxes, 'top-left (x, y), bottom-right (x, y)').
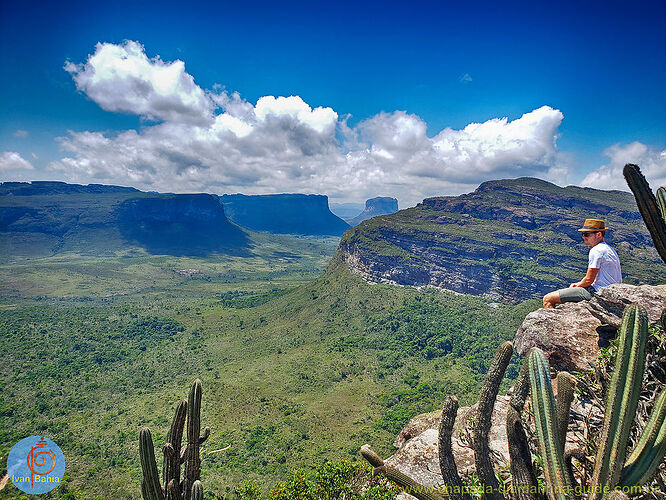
top-left (1, 0), bottom-right (664, 205)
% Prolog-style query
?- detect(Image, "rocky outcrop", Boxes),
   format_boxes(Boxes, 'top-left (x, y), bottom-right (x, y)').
top-left (220, 193), bottom-right (350, 235)
top-left (382, 283), bottom-right (664, 498)
top-left (514, 284), bottom-right (666, 372)
top-left (337, 177), bottom-right (664, 302)
top-left (347, 197), bottom-right (398, 226)
top-left (386, 394), bottom-right (597, 499)
top-left (586, 283), bottom-right (666, 328)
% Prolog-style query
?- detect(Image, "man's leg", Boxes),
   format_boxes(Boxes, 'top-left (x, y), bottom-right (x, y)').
top-left (543, 291), bottom-right (561, 309)
top-left (543, 287), bottom-right (593, 308)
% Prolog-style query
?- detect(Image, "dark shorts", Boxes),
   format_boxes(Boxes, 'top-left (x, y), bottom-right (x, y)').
top-left (557, 286), bottom-right (595, 303)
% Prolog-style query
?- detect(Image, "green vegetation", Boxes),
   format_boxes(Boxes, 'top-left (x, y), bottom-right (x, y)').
top-left (0, 238), bottom-right (536, 498)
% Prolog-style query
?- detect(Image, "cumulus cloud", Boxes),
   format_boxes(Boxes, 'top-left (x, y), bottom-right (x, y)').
top-left (0, 152), bottom-right (35, 172)
top-left (52, 41), bottom-right (570, 205)
top-left (13, 130), bottom-right (29, 138)
top-left (64, 41), bottom-right (214, 125)
top-left (581, 142), bottom-right (666, 191)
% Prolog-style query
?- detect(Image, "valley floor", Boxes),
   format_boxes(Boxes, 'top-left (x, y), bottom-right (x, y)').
top-left (0, 234), bottom-right (537, 498)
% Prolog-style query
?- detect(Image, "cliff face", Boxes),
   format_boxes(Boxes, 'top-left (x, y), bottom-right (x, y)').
top-left (347, 197), bottom-right (398, 226)
top-left (0, 182), bottom-right (248, 257)
top-left (337, 177), bottom-right (664, 303)
top-left (220, 193), bottom-right (350, 235)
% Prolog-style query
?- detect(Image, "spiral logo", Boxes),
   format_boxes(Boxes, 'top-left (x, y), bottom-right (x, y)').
top-left (7, 436), bottom-right (65, 494)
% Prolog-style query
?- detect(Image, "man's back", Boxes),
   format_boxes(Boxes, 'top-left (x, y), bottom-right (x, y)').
top-left (588, 241), bottom-right (622, 290)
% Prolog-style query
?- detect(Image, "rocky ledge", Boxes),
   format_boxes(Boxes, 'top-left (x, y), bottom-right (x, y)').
top-left (379, 283), bottom-right (665, 499)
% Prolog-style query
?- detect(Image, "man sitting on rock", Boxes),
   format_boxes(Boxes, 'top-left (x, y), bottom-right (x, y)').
top-left (542, 219), bottom-right (622, 308)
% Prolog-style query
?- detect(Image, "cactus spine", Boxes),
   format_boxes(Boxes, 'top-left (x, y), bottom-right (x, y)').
top-left (528, 348), bottom-right (572, 500)
top-left (623, 163), bottom-right (666, 263)
top-left (140, 380), bottom-right (209, 500)
top-left (589, 305), bottom-right (648, 498)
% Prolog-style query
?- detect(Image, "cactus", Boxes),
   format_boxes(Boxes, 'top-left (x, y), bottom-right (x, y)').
top-left (140, 427), bottom-right (165, 500)
top-left (362, 304), bottom-right (666, 498)
top-left (528, 349), bottom-right (572, 499)
top-left (619, 388), bottom-right (666, 487)
top-left (588, 305), bottom-right (647, 498)
top-left (139, 380), bottom-right (209, 500)
top-left (623, 163), bottom-right (666, 263)
top-left (555, 371), bottom-right (575, 455)
top-left (473, 341), bottom-right (513, 500)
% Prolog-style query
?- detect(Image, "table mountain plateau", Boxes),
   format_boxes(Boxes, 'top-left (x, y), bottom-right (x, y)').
top-left (0, 181), bottom-right (249, 257)
top-left (347, 196), bottom-right (398, 227)
top-left (219, 193), bottom-right (350, 235)
top-left (337, 177), bottom-right (665, 303)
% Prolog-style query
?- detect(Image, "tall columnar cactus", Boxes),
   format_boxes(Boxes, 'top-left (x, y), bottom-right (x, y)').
top-left (588, 304), bottom-right (647, 498)
top-left (139, 379), bottom-right (210, 500)
top-left (527, 349), bottom-right (572, 500)
top-left (623, 163), bottom-right (666, 263)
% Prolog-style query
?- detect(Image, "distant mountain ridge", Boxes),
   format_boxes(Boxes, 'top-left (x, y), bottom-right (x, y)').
top-left (0, 181), bottom-right (247, 257)
top-left (336, 177), bottom-right (665, 303)
top-left (220, 193), bottom-right (350, 235)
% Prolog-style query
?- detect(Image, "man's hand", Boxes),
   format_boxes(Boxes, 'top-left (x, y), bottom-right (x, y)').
top-left (569, 283), bottom-right (580, 287)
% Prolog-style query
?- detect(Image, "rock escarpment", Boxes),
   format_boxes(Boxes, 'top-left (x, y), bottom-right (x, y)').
top-left (338, 177), bottom-right (664, 303)
top-left (347, 197), bottom-right (398, 226)
top-left (220, 193), bottom-right (350, 235)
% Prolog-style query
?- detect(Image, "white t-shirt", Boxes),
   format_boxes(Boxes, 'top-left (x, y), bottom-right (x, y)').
top-left (588, 241), bottom-right (622, 291)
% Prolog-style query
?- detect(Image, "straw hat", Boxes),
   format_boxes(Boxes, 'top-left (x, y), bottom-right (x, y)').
top-left (578, 219), bottom-right (608, 232)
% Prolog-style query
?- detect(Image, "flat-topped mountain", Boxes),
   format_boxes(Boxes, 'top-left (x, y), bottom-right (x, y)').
top-left (336, 177), bottom-right (665, 303)
top-left (347, 197), bottom-right (398, 226)
top-left (220, 193), bottom-right (350, 235)
top-left (0, 181), bottom-right (248, 258)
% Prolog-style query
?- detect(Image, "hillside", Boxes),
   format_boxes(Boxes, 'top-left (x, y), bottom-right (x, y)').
top-left (338, 177), bottom-right (665, 302)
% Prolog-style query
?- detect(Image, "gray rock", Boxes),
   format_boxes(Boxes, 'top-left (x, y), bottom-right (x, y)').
top-left (514, 302), bottom-right (602, 372)
top-left (385, 394), bottom-right (594, 499)
top-left (585, 284), bottom-right (666, 329)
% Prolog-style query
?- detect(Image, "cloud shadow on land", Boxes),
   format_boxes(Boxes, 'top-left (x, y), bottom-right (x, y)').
top-left (115, 194), bottom-right (252, 257)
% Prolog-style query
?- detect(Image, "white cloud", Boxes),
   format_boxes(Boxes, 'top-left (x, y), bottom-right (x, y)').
top-left (13, 130), bottom-right (29, 138)
top-left (459, 73), bottom-right (473, 83)
top-left (52, 41), bottom-right (571, 205)
top-left (0, 152), bottom-right (35, 172)
top-left (581, 142), bottom-right (666, 191)
top-left (64, 41), bottom-right (214, 125)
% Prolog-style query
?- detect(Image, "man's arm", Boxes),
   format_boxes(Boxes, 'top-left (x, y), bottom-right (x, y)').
top-left (571, 268), bottom-right (599, 287)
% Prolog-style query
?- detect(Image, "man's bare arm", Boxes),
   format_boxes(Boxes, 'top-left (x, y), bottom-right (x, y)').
top-left (571, 268), bottom-right (599, 287)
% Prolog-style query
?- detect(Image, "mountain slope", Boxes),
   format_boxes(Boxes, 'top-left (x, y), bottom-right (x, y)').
top-left (337, 177), bottom-right (665, 302)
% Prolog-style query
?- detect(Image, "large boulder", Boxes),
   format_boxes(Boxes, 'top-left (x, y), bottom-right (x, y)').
top-left (514, 284), bottom-right (666, 372)
top-left (514, 302), bottom-right (602, 372)
top-left (384, 394), bottom-right (594, 499)
top-left (585, 284), bottom-right (666, 329)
